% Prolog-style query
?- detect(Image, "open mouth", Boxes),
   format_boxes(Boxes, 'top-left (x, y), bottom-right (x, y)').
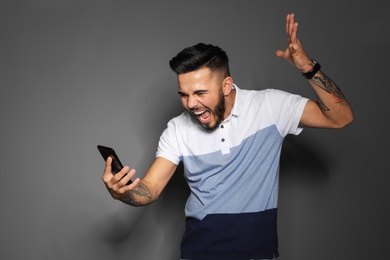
top-left (193, 110), bottom-right (211, 124)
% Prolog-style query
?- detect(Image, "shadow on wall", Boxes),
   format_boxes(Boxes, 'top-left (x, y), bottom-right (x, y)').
top-left (96, 163), bottom-right (188, 259)
top-left (280, 134), bottom-right (329, 179)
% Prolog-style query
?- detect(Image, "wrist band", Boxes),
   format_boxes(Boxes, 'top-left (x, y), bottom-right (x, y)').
top-left (302, 59), bottom-right (321, 79)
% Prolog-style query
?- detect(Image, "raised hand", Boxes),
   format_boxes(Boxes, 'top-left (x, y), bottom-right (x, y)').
top-left (276, 13), bottom-right (312, 72)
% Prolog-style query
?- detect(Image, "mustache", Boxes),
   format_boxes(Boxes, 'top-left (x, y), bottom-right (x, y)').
top-left (190, 105), bottom-right (209, 112)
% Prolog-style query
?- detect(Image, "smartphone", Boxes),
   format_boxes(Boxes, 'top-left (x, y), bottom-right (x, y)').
top-left (97, 145), bottom-right (132, 184)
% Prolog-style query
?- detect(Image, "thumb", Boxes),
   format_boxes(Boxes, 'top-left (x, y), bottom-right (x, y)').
top-left (275, 50), bottom-right (284, 58)
top-left (104, 156), bottom-right (113, 174)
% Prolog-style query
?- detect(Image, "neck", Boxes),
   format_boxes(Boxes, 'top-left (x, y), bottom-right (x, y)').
top-left (223, 88), bottom-right (236, 120)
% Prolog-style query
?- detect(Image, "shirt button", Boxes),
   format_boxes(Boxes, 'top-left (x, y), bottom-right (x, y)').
top-left (221, 138), bottom-right (225, 142)
top-left (220, 125), bottom-right (224, 128)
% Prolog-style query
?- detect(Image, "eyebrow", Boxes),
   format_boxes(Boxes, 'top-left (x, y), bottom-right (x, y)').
top-left (178, 90), bottom-right (208, 96)
top-left (194, 90), bottom-right (208, 94)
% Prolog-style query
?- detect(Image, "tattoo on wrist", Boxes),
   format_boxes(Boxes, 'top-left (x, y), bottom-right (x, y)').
top-left (312, 71), bottom-right (346, 109)
top-left (122, 182), bottom-right (152, 206)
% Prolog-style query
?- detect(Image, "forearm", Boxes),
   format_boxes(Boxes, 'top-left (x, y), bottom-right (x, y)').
top-left (308, 70), bottom-right (354, 127)
top-left (119, 181), bottom-right (154, 207)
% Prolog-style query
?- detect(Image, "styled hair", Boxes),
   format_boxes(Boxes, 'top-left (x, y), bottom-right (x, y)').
top-left (169, 43), bottom-right (230, 77)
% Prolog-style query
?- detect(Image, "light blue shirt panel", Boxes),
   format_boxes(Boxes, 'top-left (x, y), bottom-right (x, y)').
top-left (183, 125), bottom-right (282, 220)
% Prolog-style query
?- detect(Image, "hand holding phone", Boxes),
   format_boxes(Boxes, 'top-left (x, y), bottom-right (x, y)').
top-left (97, 145), bottom-right (132, 185)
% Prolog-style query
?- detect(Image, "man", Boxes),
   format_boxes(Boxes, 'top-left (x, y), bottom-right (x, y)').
top-left (102, 14), bottom-right (353, 260)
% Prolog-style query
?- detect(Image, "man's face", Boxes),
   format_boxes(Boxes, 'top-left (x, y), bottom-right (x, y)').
top-left (177, 67), bottom-right (226, 131)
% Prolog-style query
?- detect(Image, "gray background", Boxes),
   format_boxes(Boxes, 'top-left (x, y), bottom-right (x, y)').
top-left (1, 0), bottom-right (389, 259)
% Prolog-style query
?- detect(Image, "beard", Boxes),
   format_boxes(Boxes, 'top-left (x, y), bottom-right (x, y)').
top-left (195, 90), bottom-right (226, 132)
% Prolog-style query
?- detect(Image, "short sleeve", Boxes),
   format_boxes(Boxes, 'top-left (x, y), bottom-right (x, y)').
top-left (265, 89), bottom-right (309, 137)
top-left (156, 118), bottom-right (182, 165)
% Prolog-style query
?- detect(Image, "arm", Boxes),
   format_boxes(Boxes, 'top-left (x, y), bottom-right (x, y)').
top-left (102, 156), bottom-right (177, 206)
top-left (300, 71), bottom-right (353, 128)
top-left (276, 14), bottom-right (354, 128)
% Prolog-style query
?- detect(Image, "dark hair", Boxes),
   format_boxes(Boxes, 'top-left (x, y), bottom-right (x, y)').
top-left (169, 43), bottom-right (230, 77)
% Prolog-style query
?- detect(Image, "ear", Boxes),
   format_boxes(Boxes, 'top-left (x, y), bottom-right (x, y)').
top-left (222, 77), bottom-right (233, 96)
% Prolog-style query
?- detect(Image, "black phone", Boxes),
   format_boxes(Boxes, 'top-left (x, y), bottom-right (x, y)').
top-left (97, 145), bottom-right (132, 184)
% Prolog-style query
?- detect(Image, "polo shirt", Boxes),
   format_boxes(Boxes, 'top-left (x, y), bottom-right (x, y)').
top-left (156, 85), bottom-right (308, 260)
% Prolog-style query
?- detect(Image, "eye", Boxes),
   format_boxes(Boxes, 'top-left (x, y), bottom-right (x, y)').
top-left (178, 92), bottom-right (188, 98)
top-left (195, 90), bottom-right (207, 96)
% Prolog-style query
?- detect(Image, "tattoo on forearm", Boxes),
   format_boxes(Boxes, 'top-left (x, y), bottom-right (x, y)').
top-left (122, 182), bottom-right (152, 206)
top-left (317, 99), bottom-right (330, 112)
top-left (312, 71), bottom-right (346, 111)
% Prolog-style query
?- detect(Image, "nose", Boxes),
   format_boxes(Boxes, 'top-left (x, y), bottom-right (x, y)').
top-left (187, 95), bottom-right (198, 109)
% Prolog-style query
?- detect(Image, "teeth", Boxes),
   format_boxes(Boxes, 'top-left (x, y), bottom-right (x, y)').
top-left (194, 110), bottom-right (205, 115)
